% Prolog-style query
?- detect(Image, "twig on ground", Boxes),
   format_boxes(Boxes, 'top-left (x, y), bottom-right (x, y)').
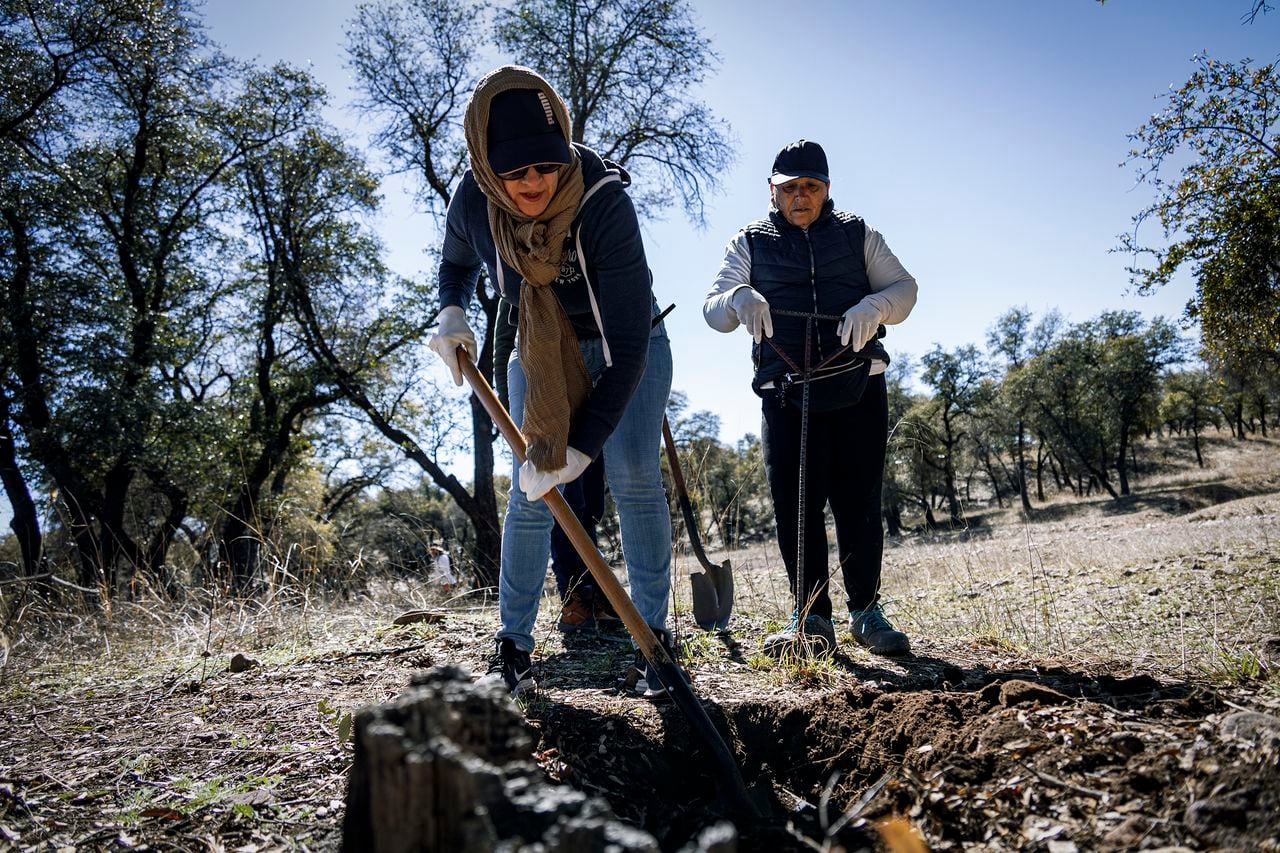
top-left (31, 712), bottom-right (61, 746)
top-left (314, 644), bottom-right (428, 661)
top-left (1023, 763), bottom-right (1108, 800)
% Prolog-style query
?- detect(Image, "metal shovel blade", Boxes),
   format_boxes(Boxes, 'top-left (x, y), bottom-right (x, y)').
top-left (710, 559), bottom-right (734, 629)
top-left (690, 560), bottom-right (734, 631)
top-left (689, 571), bottom-right (719, 631)
top-left (664, 419), bottom-right (736, 630)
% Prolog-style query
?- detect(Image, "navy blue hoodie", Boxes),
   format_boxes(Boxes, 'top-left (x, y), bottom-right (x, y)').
top-left (437, 143), bottom-right (657, 460)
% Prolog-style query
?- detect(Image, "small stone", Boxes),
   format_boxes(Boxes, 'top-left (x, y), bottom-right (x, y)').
top-left (229, 653), bottom-right (259, 673)
top-left (1219, 710), bottom-right (1280, 747)
top-left (1102, 815), bottom-right (1149, 850)
top-left (999, 679), bottom-right (1071, 707)
top-left (1258, 636), bottom-right (1280, 668)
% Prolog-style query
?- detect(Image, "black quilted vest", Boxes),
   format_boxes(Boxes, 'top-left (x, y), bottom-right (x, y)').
top-left (745, 200), bottom-right (887, 392)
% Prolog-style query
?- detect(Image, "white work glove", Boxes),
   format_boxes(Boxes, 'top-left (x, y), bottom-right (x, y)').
top-left (730, 286), bottom-right (773, 343)
top-left (427, 305), bottom-right (478, 385)
top-left (519, 446), bottom-right (592, 501)
top-left (838, 301), bottom-right (882, 350)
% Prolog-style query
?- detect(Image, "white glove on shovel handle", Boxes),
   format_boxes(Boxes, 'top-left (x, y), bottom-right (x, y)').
top-left (519, 447), bottom-right (592, 501)
top-left (428, 305), bottom-right (478, 385)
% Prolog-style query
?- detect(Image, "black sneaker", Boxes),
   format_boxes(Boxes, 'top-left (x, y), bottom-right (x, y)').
top-left (848, 605), bottom-right (911, 656)
top-left (761, 611), bottom-right (838, 658)
top-left (629, 628), bottom-right (687, 699)
top-left (480, 638), bottom-right (536, 696)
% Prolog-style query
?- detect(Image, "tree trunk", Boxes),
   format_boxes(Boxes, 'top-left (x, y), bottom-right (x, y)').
top-left (1116, 426), bottom-right (1131, 497)
top-left (1035, 437), bottom-right (1047, 502)
top-left (1051, 451), bottom-right (1072, 495)
top-left (99, 461), bottom-right (144, 592)
top-left (883, 501), bottom-right (902, 537)
top-left (982, 453), bottom-right (1004, 508)
top-left (221, 485), bottom-right (264, 593)
top-left (143, 472), bottom-right (187, 598)
top-left (63, 492), bottom-right (104, 597)
top-left (467, 391), bottom-right (501, 589)
top-left (943, 457), bottom-right (962, 525)
top-left (1192, 414), bottom-right (1204, 468)
top-left (1092, 441), bottom-right (1120, 500)
top-left (219, 421), bottom-right (296, 593)
top-left (1016, 420), bottom-right (1032, 513)
top-left (0, 393), bottom-right (43, 576)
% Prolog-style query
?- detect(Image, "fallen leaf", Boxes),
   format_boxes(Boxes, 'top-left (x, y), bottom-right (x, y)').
top-left (139, 807), bottom-right (185, 820)
top-left (875, 816), bottom-right (928, 853)
top-left (228, 789), bottom-right (274, 807)
top-left (393, 610), bottom-right (446, 626)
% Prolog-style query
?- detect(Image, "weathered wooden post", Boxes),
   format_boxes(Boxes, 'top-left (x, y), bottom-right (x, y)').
top-left (342, 666), bottom-right (720, 851)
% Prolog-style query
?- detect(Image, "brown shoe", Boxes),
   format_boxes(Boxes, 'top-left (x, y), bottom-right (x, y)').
top-left (591, 588), bottom-right (623, 629)
top-left (557, 589), bottom-right (595, 632)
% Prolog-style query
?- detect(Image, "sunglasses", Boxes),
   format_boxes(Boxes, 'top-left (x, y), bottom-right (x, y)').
top-left (497, 162), bottom-right (563, 181)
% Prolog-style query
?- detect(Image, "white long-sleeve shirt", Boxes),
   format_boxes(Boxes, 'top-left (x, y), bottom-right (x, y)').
top-left (702, 220), bottom-right (918, 375)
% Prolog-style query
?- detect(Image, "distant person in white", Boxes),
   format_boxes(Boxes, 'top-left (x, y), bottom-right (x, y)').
top-left (703, 139), bottom-right (918, 658)
top-left (428, 544), bottom-right (455, 595)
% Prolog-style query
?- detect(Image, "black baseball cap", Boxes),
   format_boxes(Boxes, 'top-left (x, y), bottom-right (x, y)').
top-left (770, 139), bottom-right (830, 185)
top-left (486, 88), bottom-right (572, 175)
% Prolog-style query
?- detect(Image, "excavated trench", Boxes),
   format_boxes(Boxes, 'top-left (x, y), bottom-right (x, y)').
top-left (527, 666), bottom-right (1280, 851)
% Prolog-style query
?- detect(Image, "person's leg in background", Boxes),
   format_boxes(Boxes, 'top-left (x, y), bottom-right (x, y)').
top-left (550, 454), bottom-right (620, 631)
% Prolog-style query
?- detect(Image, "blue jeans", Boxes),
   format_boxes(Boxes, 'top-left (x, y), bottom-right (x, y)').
top-left (499, 326), bottom-right (673, 651)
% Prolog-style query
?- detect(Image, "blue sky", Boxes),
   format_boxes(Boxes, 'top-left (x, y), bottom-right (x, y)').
top-left (198, 0), bottom-right (1277, 445)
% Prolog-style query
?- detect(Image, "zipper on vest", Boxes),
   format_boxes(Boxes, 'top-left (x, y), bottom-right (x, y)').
top-left (804, 229), bottom-right (823, 358)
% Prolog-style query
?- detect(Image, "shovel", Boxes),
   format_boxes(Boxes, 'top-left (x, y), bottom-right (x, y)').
top-left (456, 348), bottom-right (758, 819)
top-left (661, 417), bottom-right (734, 630)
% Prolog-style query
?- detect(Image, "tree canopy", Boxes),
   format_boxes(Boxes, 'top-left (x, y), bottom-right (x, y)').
top-left (1119, 52), bottom-right (1280, 372)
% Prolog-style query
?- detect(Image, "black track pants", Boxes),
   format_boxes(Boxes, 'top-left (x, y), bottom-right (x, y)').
top-left (761, 374), bottom-right (888, 620)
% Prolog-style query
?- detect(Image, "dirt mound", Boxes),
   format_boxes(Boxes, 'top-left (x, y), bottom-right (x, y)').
top-left (532, 667), bottom-right (1280, 851)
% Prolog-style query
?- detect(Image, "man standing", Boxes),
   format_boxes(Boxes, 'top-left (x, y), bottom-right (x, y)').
top-left (429, 543), bottom-right (456, 596)
top-left (703, 140), bottom-right (918, 657)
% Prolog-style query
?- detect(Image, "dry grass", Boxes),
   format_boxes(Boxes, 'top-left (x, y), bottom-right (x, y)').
top-left (0, 576), bottom-right (476, 702)
top-left (4, 434), bottom-right (1277, 694)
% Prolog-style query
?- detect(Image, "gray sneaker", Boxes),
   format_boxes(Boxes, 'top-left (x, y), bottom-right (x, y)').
top-left (848, 605), bottom-right (910, 656)
top-left (762, 612), bottom-right (837, 658)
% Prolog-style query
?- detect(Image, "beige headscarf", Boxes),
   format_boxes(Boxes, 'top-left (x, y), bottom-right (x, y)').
top-left (463, 65), bottom-right (591, 471)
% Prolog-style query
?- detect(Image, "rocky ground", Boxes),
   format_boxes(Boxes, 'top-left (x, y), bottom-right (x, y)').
top-left (1, 436), bottom-right (1278, 851)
